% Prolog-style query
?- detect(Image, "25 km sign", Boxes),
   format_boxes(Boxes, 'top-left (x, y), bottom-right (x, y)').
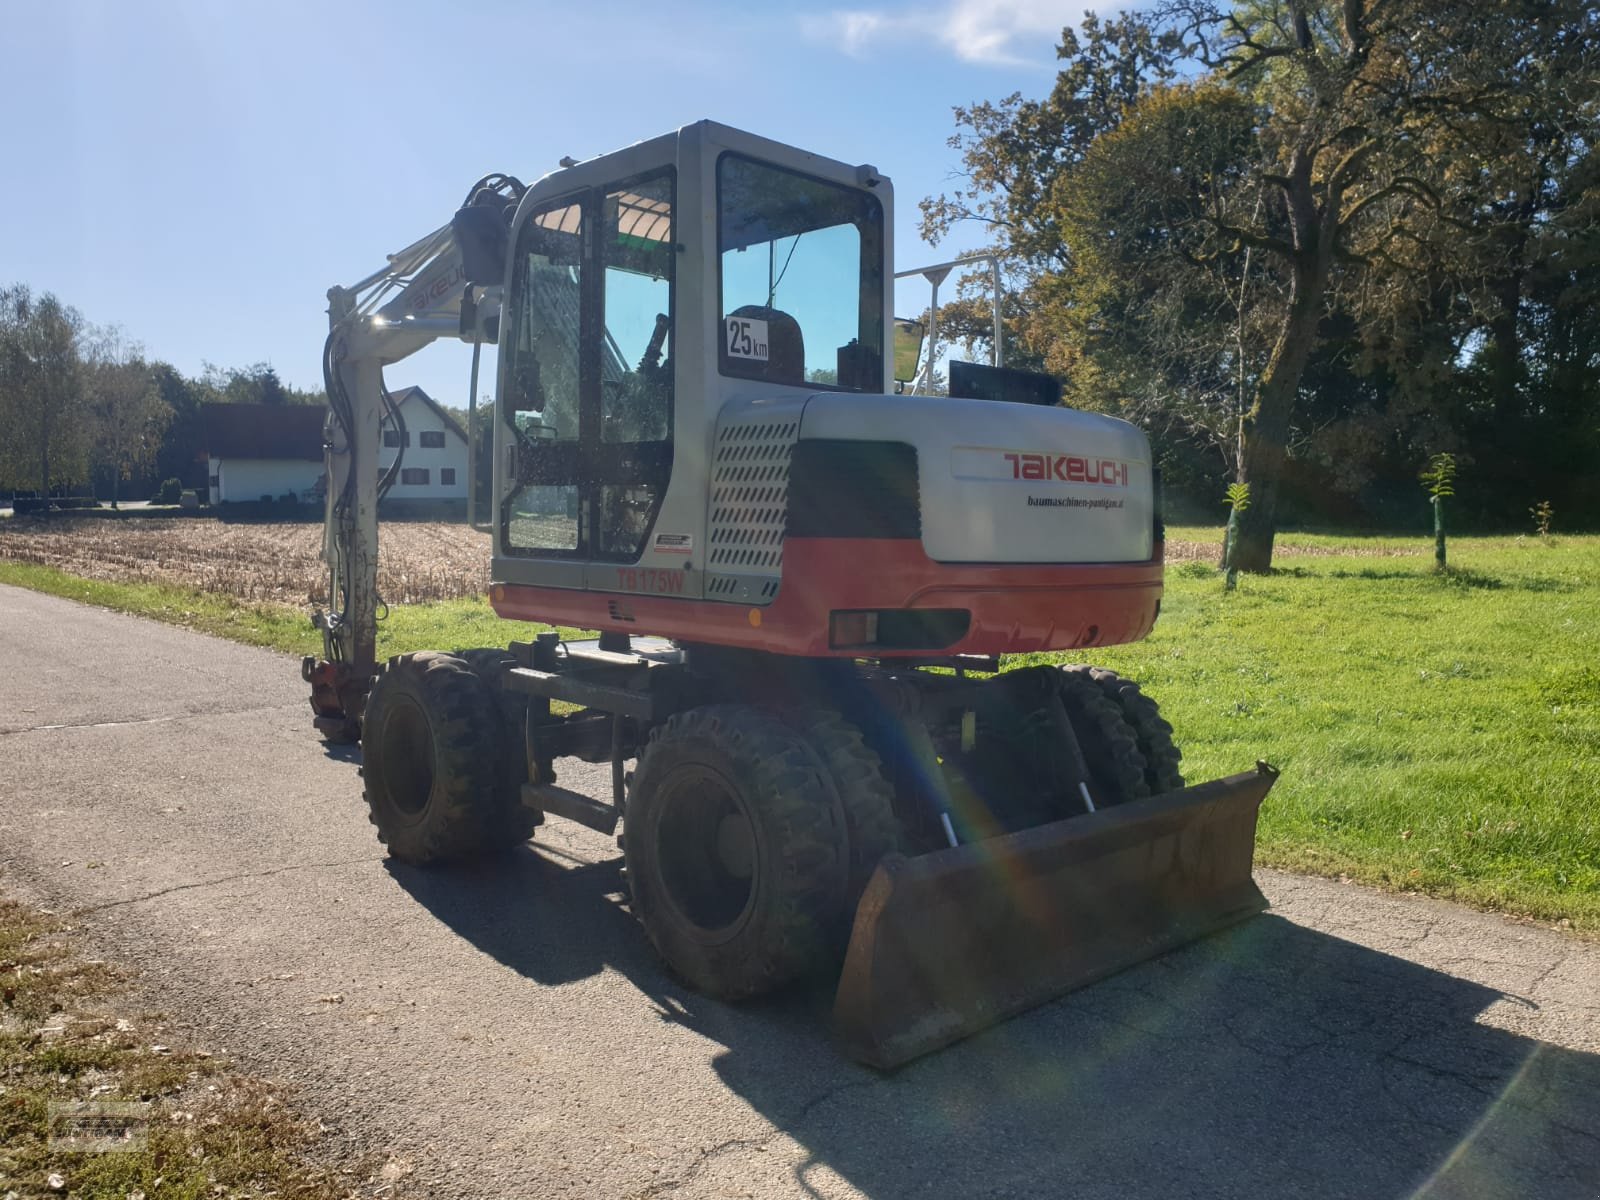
top-left (726, 316), bottom-right (769, 362)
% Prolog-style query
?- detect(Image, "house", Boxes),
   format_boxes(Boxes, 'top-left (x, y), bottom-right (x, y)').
top-left (202, 403), bottom-right (325, 505)
top-left (376, 386), bottom-right (471, 507)
top-left (202, 387), bottom-right (469, 511)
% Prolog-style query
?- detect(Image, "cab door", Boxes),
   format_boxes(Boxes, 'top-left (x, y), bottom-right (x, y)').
top-left (497, 173), bottom-right (675, 588)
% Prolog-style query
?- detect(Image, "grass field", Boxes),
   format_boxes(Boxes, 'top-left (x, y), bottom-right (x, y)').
top-left (1057, 528), bottom-right (1600, 932)
top-left (1, 518), bottom-right (1595, 932)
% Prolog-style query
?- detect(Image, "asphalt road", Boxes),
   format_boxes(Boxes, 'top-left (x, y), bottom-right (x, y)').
top-left (2, 583), bottom-right (1597, 1199)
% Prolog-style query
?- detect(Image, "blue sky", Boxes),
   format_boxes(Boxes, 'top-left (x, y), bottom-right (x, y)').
top-left (2, 0), bottom-right (1085, 404)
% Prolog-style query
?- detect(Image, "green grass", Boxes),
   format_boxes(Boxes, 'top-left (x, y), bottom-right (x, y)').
top-left (1023, 532), bottom-right (1600, 932)
top-left (4, 536), bottom-right (1596, 932)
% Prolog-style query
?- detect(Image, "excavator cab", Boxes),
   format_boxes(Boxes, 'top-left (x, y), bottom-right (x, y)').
top-left (489, 123), bottom-right (890, 611)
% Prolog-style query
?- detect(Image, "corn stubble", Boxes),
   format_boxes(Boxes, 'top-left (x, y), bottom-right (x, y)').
top-left (0, 517), bottom-right (492, 606)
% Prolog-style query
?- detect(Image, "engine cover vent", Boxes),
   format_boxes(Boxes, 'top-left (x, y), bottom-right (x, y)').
top-left (705, 401), bottom-right (805, 606)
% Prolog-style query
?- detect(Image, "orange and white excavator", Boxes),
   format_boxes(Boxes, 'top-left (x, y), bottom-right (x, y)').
top-left (302, 120), bottom-right (1278, 1068)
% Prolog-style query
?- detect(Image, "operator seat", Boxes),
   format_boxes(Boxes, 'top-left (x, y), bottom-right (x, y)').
top-left (729, 305), bottom-right (805, 385)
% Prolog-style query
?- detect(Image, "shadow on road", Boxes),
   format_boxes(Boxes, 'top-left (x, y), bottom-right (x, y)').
top-left (390, 846), bottom-right (1600, 1199)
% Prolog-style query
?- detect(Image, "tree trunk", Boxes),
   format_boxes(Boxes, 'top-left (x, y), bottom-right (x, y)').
top-left (39, 402), bottom-right (50, 511)
top-left (1232, 258), bottom-right (1325, 573)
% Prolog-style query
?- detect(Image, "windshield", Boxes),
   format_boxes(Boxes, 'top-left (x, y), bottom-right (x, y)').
top-left (717, 154), bottom-right (883, 392)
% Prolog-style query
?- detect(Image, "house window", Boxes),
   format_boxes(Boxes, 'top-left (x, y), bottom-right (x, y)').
top-left (383, 430), bottom-right (410, 448)
top-left (440, 468), bottom-right (456, 486)
top-left (420, 431), bottom-right (446, 448)
top-left (400, 468), bottom-right (429, 486)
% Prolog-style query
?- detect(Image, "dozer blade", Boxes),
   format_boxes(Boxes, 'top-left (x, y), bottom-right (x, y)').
top-left (834, 763), bottom-right (1279, 1070)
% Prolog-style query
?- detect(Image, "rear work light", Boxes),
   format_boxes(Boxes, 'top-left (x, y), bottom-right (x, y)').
top-left (829, 609), bottom-right (970, 651)
top-left (830, 611), bottom-right (880, 649)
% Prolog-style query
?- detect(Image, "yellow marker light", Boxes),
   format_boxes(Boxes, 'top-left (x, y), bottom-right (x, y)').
top-left (748, 608), bottom-right (762, 628)
top-left (491, 584), bottom-right (505, 603)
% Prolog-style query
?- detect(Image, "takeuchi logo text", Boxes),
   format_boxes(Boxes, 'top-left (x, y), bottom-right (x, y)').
top-left (1003, 452), bottom-right (1129, 487)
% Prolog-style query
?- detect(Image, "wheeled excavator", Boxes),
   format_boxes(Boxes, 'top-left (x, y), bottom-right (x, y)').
top-left (302, 121), bottom-right (1278, 1068)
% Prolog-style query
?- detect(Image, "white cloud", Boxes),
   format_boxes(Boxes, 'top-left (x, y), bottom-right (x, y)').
top-left (801, 1), bottom-right (1086, 66)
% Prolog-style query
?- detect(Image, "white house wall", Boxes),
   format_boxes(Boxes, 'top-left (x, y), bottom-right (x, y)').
top-left (379, 394), bottom-right (468, 501)
top-left (210, 458), bottom-right (323, 505)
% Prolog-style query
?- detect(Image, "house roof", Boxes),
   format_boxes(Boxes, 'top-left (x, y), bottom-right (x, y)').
top-left (201, 387), bottom-right (464, 463)
top-left (202, 403), bottom-right (326, 461)
top-left (386, 386), bottom-right (469, 444)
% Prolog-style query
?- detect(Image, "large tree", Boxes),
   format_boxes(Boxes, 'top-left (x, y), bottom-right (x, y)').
top-left (922, 12), bottom-right (1182, 370)
top-left (0, 285), bottom-right (88, 498)
top-left (926, 0), bottom-right (1597, 565)
top-left (1162, 0), bottom-right (1579, 568)
top-left (86, 331), bottom-right (171, 508)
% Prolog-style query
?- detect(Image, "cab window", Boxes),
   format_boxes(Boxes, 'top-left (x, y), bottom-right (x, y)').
top-left (717, 154), bottom-right (883, 391)
top-left (499, 173), bottom-right (675, 562)
top-left (504, 198), bottom-right (583, 447)
top-left (602, 176), bottom-right (674, 444)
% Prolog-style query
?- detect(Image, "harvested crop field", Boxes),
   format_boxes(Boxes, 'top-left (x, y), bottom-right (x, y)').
top-left (0, 516), bottom-right (1446, 611)
top-left (0, 516), bottom-right (1446, 609)
top-left (0, 516), bottom-right (491, 605)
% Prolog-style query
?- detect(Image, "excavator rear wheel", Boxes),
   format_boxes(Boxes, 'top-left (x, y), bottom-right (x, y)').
top-left (361, 651), bottom-right (529, 863)
top-left (625, 705), bottom-right (849, 1000)
top-left (1060, 666), bottom-right (1185, 795)
top-left (783, 709), bottom-right (901, 909)
top-left (1055, 668), bottom-right (1151, 807)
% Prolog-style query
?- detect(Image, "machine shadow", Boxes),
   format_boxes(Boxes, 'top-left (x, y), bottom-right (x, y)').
top-left (391, 846), bottom-right (1600, 1200)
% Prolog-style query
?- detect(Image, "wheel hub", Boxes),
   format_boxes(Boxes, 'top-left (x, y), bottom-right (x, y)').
top-left (715, 813), bottom-right (755, 879)
top-left (653, 765), bottom-right (757, 939)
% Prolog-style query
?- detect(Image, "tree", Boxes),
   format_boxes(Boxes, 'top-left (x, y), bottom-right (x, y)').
top-left (922, 12), bottom-right (1184, 369)
top-left (0, 285), bottom-right (88, 499)
top-left (1130, 0), bottom-right (1549, 567)
top-left (1049, 82), bottom-right (1272, 471)
top-left (149, 361), bottom-right (208, 489)
top-left (925, 1), bottom-right (1599, 562)
top-left (199, 362), bottom-right (324, 407)
top-left (86, 330), bottom-right (171, 508)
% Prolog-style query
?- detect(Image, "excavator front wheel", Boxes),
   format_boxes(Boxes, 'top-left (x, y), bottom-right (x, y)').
top-left (624, 705), bottom-right (849, 999)
top-left (362, 651), bottom-right (530, 863)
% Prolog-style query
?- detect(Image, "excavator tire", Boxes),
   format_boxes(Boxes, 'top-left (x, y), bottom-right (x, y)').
top-left (1054, 667), bottom-right (1151, 807)
top-left (454, 647), bottom-right (543, 844)
top-left (625, 705), bottom-right (849, 1000)
top-left (1061, 666), bottom-right (1185, 795)
top-left (361, 651), bottom-right (523, 864)
top-left (783, 709), bottom-right (901, 907)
